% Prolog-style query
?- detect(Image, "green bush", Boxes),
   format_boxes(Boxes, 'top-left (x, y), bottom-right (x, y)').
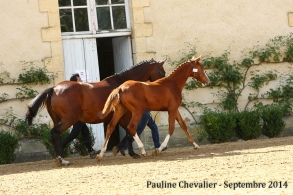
top-left (260, 105), bottom-right (285, 138)
top-left (200, 111), bottom-right (236, 143)
top-left (235, 110), bottom-right (262, 140)
top-left (0, 131), bottom-right (19, 164)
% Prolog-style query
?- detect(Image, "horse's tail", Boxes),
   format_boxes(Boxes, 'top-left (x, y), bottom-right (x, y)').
top-left (25, 88), bottom-right (54, 125)
top-left (98, 88), bottom-right (121, 119)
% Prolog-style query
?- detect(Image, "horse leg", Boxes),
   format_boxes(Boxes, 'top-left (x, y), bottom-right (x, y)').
top-left (153, 110), bottom-right (177, 156)
top-left (50, 121), bottom-right (73, 166)
top-left (97, 105), bottom-right (127, 162)
top-left (50, 127), bottom-right (69, 166)
top-left (127, 111), bottom-right (147, 157)
top-left (132, 133), bottom-right (146, 156)
top-left (175, 110), bottom-right (199, 149)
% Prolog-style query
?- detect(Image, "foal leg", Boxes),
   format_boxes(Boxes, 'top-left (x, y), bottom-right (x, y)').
top-left (133, 134), bottom-right (146, 157)
top-left (175, 110), bottom-right (199, 149)
top-left (152, 111), bottom-right (177, 156)
top-left (97, 105), bottom-right (127, 162)
top-left (127, 111), bottom-right (147, 156)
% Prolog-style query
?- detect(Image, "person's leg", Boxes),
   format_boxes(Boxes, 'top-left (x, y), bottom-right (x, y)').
top-left (80, 123), bottom-right (94, 152)
top-left (61, 121), bottom-right (82, 150)
top-left (147, 116), bottom-right (161, 149)
top-left (136, 110), bottom-right (151, 136)
top-left (80, 123), bottom-right (100, 158)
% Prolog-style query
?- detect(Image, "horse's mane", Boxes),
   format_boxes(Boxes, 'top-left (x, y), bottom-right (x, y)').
top-left (102, 59), bottom-right (158, 80)
top-left (115, 58), bottom-right (157, 75)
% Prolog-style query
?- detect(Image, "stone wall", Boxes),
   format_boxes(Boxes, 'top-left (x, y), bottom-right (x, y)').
top-left (14, 138), bottom-right (52, 163)
top-left (0, 0), bottom-right (63, 125)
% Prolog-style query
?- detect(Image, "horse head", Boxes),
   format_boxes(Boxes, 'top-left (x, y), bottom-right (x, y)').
top-left (149, 59), bottom-right (166, 82)
top-left (189, 55), bottom-right (210, 86)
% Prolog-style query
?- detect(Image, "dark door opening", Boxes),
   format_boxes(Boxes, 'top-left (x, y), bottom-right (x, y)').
top-left (96, 37), bottom-right (120, 151)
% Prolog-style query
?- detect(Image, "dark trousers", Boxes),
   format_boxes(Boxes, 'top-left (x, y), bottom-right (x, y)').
top-left (61, 121), bottom-right (93, 152)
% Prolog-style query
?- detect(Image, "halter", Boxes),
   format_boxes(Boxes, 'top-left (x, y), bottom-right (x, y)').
top-left (188, 61), bottom-right (198, 80)
top-left (188, 61), bottom-right (208, 83)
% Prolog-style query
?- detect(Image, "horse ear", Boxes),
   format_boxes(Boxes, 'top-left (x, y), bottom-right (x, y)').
top-left (192, 55), bottom-right (201, 62)
top-left (160, 57), bottom-right (167, 65)
top-left (197, 55), bottom-right (202, 61)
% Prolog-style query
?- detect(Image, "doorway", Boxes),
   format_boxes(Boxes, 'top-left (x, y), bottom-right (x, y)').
top-left (96, 37), bottom-right (120, 150)
top-left (97, 36), bottom-right (134, 150)
top-left (62, 36), bottom-right (133, 151)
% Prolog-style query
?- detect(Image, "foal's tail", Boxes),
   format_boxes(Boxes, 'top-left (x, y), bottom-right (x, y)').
top-left (25, 88), bottom-right (54, 125)
top-left (98, 88), bottom-right (121, 119)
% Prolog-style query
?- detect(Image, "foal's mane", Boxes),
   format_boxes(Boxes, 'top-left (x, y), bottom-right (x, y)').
top-left (168, 60), bottom-right (190, 77)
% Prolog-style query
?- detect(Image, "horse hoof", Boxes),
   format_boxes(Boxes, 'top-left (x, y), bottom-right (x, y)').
top-left (120, 148), bottom-right (126, 156)
top-left (96, 155), bottom-right (103, 162)
top-left (132, 154), bottom-right (141, 159)
top-left (131, 154), bottom-right (141, 159)
top-left (141, 153), bottom-right (147, 157)
top-left (194, 146), bottom-right (200, 150)
top-left (55, 156), bottom-right (70, 166)
top-left (152, 149), bottom-right (159, 156)
top-left (55, 158), bottom-right (61, 167)
top-left (112, 146), bottom-right (119, 156)
top-left (162, 147), bottom-right (168, 151)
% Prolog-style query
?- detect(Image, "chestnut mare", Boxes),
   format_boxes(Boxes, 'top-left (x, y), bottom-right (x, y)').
top-left (98, 56), bottom-right (210, 161)
top-left (25, 59), bottom-right (166, 166)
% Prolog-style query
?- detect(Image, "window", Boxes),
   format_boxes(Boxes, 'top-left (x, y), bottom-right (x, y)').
top-left (59, 0), bottom-right (130, 35)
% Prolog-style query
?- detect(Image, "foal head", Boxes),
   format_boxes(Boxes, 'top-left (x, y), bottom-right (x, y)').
top-left (189, 56), bottom-right (210, 86)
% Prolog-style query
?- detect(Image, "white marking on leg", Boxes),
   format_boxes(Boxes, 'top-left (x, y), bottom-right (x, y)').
top-left (193, 142), bottom-right (199, 149)
top-left (61, 158), bottom-right (70, 166)
top-left (133, 133), bottom-right (146, 155)
top-left (57, 156), bottom-right (70, 166)
top-left (159, 134), bottom-right (170, 151)
top-left (99, 140), bottom-right (109, 157)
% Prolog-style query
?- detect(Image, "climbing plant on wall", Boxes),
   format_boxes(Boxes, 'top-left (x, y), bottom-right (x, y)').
top-left (167, 33), bottom-right (293, 142)
top-left (0, 61), bottom-right (57, 164)
top-left (168, 33), bottom-right (293, 114)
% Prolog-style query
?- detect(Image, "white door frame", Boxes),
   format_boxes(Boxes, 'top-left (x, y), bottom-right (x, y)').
top-left (62, 38), bottom-right (104, 150)
top-left (62, 36), bottom-right (133, 150)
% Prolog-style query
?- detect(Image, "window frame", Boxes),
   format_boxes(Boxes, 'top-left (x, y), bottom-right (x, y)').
top-left (59, 0), bottom-right (131, 38)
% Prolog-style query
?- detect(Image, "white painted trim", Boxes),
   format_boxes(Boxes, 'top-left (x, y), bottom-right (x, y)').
top-left (62, 31), bottom-right (131, 39)
top-left (59, 0), bottom-right (130, 36)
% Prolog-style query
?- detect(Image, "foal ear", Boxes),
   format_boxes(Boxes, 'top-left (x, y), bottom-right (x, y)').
top-left (192, 55), bottom-right (201, 62)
